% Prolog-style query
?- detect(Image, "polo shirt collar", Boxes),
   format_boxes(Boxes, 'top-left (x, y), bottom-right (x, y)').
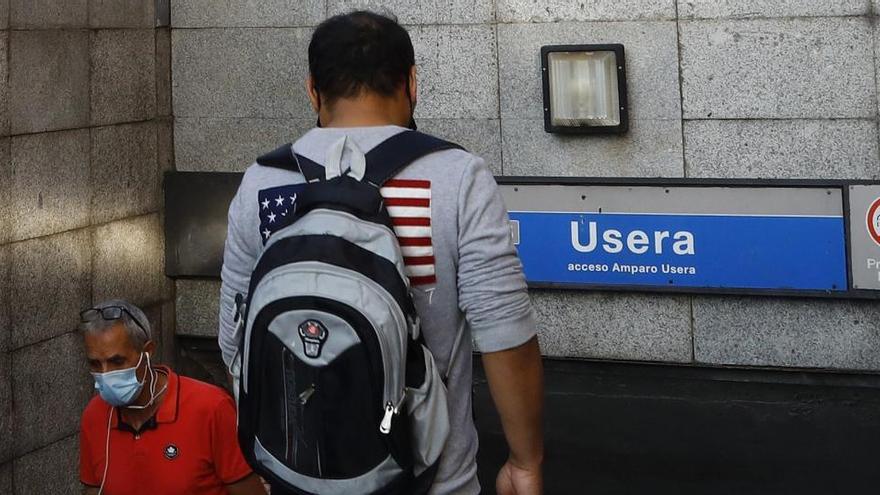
top-left (110, 366), bottom-right (180, 429)
top-left (154, 366), bottom-right (180, 424)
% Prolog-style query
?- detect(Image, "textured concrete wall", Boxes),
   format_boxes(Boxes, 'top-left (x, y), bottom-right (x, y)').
top-left (0, 1), bottom-right (174, 492)
top-left (171, 2), bottom-right (880, 373)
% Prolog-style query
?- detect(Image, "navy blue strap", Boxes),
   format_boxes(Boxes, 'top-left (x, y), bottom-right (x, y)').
top-left (292, 154), bottom-right (323, 182)
top-left (255, 143), bottom-right (296, 169)
top-left (256, 131), bottom-right (463, 186)
top-left (363, 131), bottom-right (463, 186)
top-left (255, 143), bottom-right (323, 181)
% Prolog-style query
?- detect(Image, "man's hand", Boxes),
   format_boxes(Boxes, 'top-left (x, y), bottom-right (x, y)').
top-left (496, 458), bottom-right (543, 495)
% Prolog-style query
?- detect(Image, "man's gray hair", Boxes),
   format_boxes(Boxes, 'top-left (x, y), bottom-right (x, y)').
top-left (79, 299), bottom-right (152, 350)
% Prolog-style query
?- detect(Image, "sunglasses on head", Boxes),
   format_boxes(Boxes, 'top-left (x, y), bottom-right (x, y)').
top-left (79, 306), bottom-right (148, 337)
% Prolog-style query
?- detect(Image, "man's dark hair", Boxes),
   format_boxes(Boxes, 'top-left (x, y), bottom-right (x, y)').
top-left (308, 11), bottom-right (415, 106)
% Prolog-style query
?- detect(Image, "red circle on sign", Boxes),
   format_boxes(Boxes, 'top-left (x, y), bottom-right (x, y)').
top-left (868, 197), bottom-right (880, 246)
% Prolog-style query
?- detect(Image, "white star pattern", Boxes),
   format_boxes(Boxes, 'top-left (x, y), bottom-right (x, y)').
top-left (258, 184), bottom-right (306, 244)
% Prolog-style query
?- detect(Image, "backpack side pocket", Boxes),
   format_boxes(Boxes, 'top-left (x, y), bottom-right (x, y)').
top-left (406, 343), bottom-right (450, 477)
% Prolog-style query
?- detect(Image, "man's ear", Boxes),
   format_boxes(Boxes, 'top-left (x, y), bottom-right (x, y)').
top-left (407, 66), bottom-right (418, 107)
top-left (143, 340), bottom-right (156, 360)
top-left (305, 75), bottom-right (321, 112)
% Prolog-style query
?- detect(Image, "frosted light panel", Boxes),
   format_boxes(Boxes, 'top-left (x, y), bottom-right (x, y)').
top-left (548, 51), bottom-right (620, 127)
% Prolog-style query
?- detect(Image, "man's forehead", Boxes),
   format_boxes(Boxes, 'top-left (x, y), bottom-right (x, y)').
top-left (83, 322), bottom-right (138, 354)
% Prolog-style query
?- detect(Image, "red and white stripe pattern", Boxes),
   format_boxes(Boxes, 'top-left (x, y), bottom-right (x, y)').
top-left (381, 179), bottom-right (436, 286)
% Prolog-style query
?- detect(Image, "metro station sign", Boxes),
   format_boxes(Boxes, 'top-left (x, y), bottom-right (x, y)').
top-left (499, 178), bottom-right (880, 299)
top-left (163, 172), bottom-right (880, 299)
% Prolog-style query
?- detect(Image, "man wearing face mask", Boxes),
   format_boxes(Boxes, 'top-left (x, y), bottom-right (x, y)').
top-left (78, 299), bottom-right (266, 495)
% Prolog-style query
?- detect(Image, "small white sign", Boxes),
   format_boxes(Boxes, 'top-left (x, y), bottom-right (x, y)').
top-left (849, 186), bottom-right (880, 290)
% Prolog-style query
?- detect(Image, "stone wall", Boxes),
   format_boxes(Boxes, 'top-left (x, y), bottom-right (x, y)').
top-left (0, 1), bottom-right (173, 492)
top-left (171, 0), bottom-right (880, 375)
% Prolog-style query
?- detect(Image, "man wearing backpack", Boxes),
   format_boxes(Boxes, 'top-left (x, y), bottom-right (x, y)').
top-left (218, 10), bottom-right (544, 495)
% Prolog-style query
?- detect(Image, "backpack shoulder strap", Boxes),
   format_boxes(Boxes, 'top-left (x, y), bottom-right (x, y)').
top-left (292, 154), bottom-right (324, 183)
top-left (255, 143), bottom-right (296, 169)
top-left (363, 131), bottom-right (464, 186)
top-left (255, 143), bottom-right (323, 182)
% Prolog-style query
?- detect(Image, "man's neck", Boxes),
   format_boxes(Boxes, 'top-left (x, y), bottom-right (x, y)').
top-left (319, 94), bottom-right (410, 128)
top-left (121, 368), bottom-right (168, 430)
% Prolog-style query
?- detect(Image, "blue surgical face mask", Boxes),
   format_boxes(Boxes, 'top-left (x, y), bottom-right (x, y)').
top-left (92, 353), bottom-right (146, 407)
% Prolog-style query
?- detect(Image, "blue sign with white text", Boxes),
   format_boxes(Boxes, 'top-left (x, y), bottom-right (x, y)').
top-left (510, 212), bottom-right (847, 291)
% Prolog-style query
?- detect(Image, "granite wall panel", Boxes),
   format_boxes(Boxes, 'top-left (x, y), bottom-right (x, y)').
top-left (694, 297), bottom-right (880, 371)
top-left (680, 18), bottom-right (874, 119)
top-left (171, 0), bottom-right (324, 27)
top-left (90, 29), bottom-right (157, 126)
top-left (12, 333), bottom-right (91, 455)
top-left (9, 230), bottom-right (91, 349)
top-left (684, 119), bottom-right (880, 179)
top-left (92, 214), bottom-right (167, 307)
top-left (172, 28), bottom-right (313, 119)
top-left (9, 30), bottom-right (89, 134)
top-left (8, 129), bottom-right (90, 241)
top-left (90, 122), bottom-right (160, 224)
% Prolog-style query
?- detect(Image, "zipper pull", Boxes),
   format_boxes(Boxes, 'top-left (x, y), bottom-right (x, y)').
top-left (379, 391), bottom-right (407, 435)
top-left (299, 384), bottom-right (316, 405)
top-left (379, 403), bottom-right (395, 434)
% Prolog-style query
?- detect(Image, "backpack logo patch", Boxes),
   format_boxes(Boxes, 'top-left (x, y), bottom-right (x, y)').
top-left (298, 320), bottom-right (328, 358)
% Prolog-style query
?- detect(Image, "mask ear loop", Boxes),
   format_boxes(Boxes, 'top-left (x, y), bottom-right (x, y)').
top-left (125, 353), bottom-right (167, 410)
top-left (98, 405), bottom-right (113, 495)
top-left (405, 76), bottom-right (417, 131)
top-left (314, 85), bottom-right (323, 128)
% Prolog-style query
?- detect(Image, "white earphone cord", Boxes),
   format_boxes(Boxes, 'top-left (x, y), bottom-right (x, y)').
top-left (98, 353), bottom-right (161, 495)
top-left (98, 405), bottom-right (113, 495)
top-left (124, 355), bottom-right (168, 411)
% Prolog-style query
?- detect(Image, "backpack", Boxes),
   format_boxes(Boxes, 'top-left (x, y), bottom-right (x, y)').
top-left (230, 130), bottom-right (463, 494)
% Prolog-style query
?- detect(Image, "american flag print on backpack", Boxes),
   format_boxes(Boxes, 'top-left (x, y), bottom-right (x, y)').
top-left (258, 179), bottom-right (437, 287)
top-left (381, 179), bottom-right (436, 287)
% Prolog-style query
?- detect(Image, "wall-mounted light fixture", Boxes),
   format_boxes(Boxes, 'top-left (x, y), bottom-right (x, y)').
top-left (542, 44), bottom-right (628, 135)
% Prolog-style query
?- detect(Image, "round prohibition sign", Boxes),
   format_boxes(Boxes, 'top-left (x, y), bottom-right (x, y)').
top-left (868, 197), bottom-right (880, 247)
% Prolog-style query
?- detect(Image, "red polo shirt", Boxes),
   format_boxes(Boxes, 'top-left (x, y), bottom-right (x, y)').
top-left (79, 367), bottom-right (252, 494)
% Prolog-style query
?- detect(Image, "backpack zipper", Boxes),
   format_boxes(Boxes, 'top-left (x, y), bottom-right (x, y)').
top-left (282, 348), bottom-right (291, 461)
top-left (379, 403), bottom-right (395, 434)
top-left (379, 389), bottom-right (407, 434)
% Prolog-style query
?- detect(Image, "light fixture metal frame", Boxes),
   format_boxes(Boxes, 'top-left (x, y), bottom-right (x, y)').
top-left (541, 44), bottom-right (629, 135)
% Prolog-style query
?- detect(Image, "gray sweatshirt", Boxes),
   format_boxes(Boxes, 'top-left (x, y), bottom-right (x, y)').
top-left (218, 125), bottom-right (536, 494)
